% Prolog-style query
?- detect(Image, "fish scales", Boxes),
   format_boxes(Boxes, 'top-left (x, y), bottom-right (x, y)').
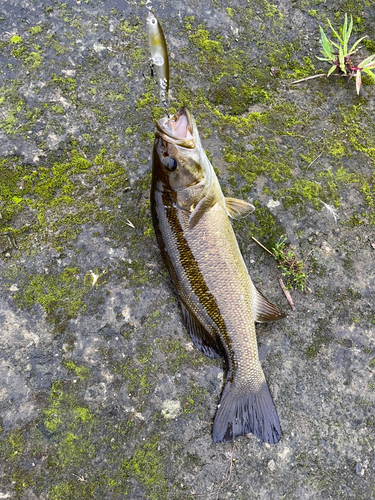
top-left (160, 193), bottom-right (263, 389)
top-left (151, 107), bottom-right (285, 443)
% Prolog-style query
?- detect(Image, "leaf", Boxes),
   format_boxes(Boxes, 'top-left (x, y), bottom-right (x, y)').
top-left (330, 40), bottom-right (341, 50)
top-left (327, 18), bottom-right (343, 44)
top-left (319, 26), bottom-right (335, 59)
top-left (348, 35), bottom-right (368, 56)
top-left (356, 70), bottom-right (362, 95)
top-left (342, 14), bottom-right (348, 53)
top-left (316, 56), bottom-right (332, 62)
top-left (327, 65), bottom-right (337, 76)
top-left (346, 15), bottom-right (353, 47)
top-left (339, 46), bottom-right (345, 73)
top-left (358, 54), bottom-right (375, 69)
top-left (362, 68), bottom-right (375, 79)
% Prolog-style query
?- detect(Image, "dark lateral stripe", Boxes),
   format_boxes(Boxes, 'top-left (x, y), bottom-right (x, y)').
top-left (161, 191), bottom-right (236, 375)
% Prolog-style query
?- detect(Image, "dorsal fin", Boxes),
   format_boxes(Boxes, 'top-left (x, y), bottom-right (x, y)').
top-left (179, 300), bottom-right (223, 358)
top-left (225, 197), bottom-right (255, 219)
top-left (252, 283), bottom-right (286, 322)
top-left (188, 192), bottom-right (217, 229)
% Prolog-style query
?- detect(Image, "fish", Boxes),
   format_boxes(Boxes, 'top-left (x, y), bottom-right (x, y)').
top-left (146, 10), bottom-right (169, 111)
top-left (150, 107), bottom-right (285, 444)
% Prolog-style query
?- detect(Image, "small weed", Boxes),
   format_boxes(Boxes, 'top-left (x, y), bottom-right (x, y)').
top-left (317, 14), bottom-right (375, 94)
top-left (272, 236), bottom-right (307, 290)
top-left (253, 235), bottom-right (307, 291)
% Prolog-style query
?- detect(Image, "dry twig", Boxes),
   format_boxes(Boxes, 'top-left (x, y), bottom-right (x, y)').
top-left (279, 278), bottom-right (296, 311)
top-left (252, 236), bottom-right (273, 256)
top-left (291, 73), bottom-right (326, 84)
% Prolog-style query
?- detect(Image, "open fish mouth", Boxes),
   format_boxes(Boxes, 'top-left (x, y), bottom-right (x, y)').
top-left (156, 107), bottom-right (195, 148)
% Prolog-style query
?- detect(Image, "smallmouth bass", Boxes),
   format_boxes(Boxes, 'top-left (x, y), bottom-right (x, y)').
top-left (150, 108), bottom-right (285, 443)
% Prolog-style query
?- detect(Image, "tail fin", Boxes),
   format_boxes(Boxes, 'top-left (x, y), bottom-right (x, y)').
top-left (212, 381), bottom-right (281, 444)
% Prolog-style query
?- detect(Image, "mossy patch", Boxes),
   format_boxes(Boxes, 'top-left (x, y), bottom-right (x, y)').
top-left (121, 436), bottom-right (169, 500)
top-left (0, 148), bottom-right (128, 254)
top-left (15, 266), bottom-right (89, 331)
top-left (157, 338), bottom-right (207, 374)
top-left (62, 359), bottom-right (91, 380)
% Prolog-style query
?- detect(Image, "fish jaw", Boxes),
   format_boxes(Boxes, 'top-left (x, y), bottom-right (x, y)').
top-left (152, 108), bottom-right (217, 196)
top-left (156, 107), bottom-right (195, 147)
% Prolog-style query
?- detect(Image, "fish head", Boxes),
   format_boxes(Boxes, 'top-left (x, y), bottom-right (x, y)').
top-left (153, 107), bottom-right (212, 192)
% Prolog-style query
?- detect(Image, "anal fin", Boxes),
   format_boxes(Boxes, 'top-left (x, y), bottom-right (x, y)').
top-left (252, 283), bottom-right (286, 322)
top-left (179, 300), bottom-right (223, 358)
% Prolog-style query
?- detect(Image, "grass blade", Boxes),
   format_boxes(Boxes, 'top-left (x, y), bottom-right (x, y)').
top-left (347, 15), bottom-right (353, 45)
top-left (327, 64), bottom-right (337, 76)
top-left (342, 14), bottom-right (348, 54)
top-left (327, 18), bottom-right (343, 44)
top-left (319, 26), bottom-right (335, 59)
top-left (339, 46), bottom-right (345, 73)
top-left (363, 68), bottom-right (375, 78)
top-left (356, 70), bottom-right (362, 95)
top-left (358, 54), bottom-right (375, 68)
top-left (348, 35), bottom-right (368, 55)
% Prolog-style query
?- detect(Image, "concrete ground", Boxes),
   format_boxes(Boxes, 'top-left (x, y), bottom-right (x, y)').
top-left (0, 0), bottom-right (374, 498)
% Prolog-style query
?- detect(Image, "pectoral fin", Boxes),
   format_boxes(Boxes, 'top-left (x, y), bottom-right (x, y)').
top-left (188, 193), bottom-right (217, 229)
top-left (179, 300), bottom-right (223, 358)
top-left (225, 197), bottom-right (255, 219)
top-left (252, 284), bottom-right (286, 322)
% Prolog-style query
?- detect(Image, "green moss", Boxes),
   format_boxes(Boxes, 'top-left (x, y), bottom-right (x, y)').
top-left (62, 360), bottom-right (91, 379)
top-left (277, 179), bottom-right (321, 208)
top-left (157, 338), bottom-right (206, 374)
top-left (245, 201), bottom-right (282, 246)
top-left (0, 146), bottom-right (128, 253)
top-left (16, 266), bottom-right (89, 330)
top-left (137, 91), bottom-right (158, 110)
top-left (118, 19), bottom-right (140, 35)
top-left (51, 73), bottom-right (77, 94)
top-left (188, 26), bottom-right (224, 55)
top-left (48, 481), bottom-right (99, 500)
top-left (117, 358), bottom-right (156, 399)
top-left (42, 380), bottom-right (94, 433)
top-left (210, 79), bottom-right (270, 115)
top-left (29, 25), bottom-right (43, 35)
top-left (2, 429), bottom-right (25, 461)
top-left (9, 35), bottom-right (43, 68)
top-left (10, 35), bottom-right (23, 44)
top-left (0, 158), bottom-right (27, 226)
top-left (121, 436), bottom-right (168, 500)
top-left (363, 38), bottom-right (375, 54)
top-left (181, 382), bottom-right (208, 416)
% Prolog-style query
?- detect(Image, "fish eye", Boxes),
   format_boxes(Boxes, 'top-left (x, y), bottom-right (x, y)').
top-left (162, 156), bottom-right (178, 172)
top-left (151, 18), bottom-right (157, 25)
top-left (169, 158), bottom-right (178, 170)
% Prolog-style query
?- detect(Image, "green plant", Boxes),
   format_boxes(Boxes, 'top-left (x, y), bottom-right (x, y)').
top-left (317, 14), bottom-right (375, 94)
top-left (272, 236), bottom-right (307, 290)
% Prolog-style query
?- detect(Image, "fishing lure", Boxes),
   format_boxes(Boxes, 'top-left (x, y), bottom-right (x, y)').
top-left (146, 5), bottom-right (170, 115)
